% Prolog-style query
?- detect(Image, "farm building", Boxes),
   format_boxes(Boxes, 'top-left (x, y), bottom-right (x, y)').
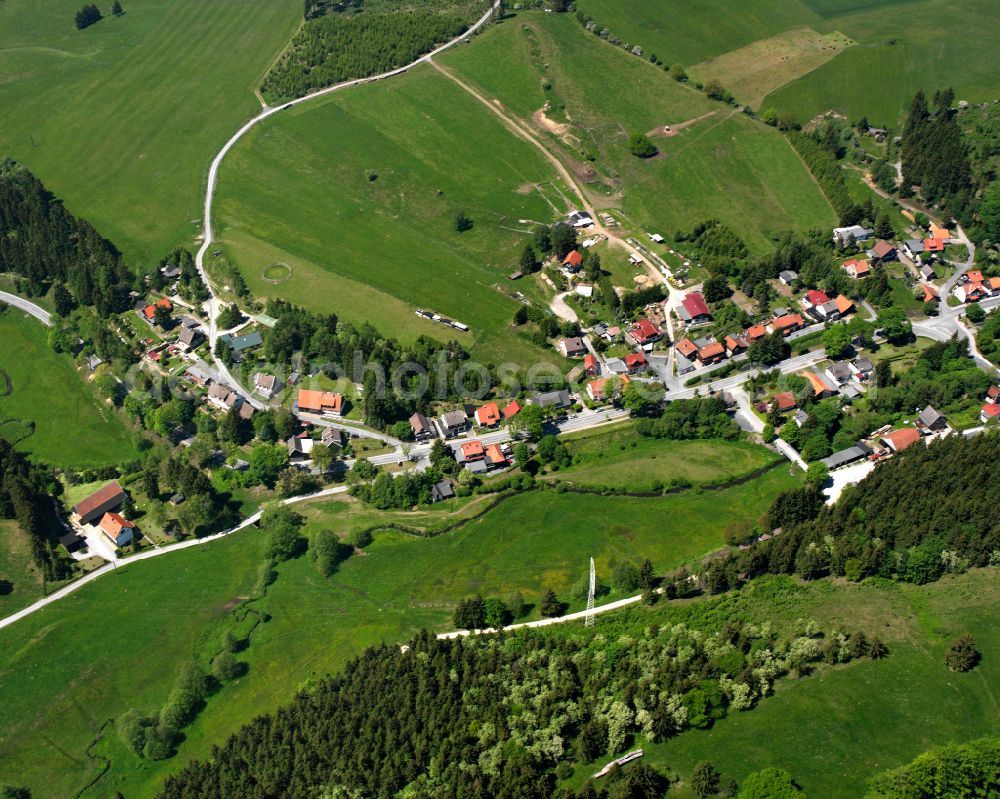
top-left (73, 481), bottom-right (128, 526)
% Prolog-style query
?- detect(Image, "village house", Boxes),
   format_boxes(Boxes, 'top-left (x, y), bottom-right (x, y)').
top-left (821, 443), bottom-right (872, 471)
top-left (296, 389), bottom-right (344, 417)
top-left (675, 338), bottom-right (698, 359)
top-left (842, 258), bottom-right (870, 279)
top-left (696, 341), bottom-right (726, 365)
top-left (767, 313), bottom-right (805, 336)
top-left (922, 284), bottom-right (939, 303)
top-left (881, 427), bottom-right (921, 453)
top-left (985, 385), bottom-right (1000, 405)
top-left (207, 383), bottom-right (241, 412)
top-left (801, 289), bottom-right (830, 311)
top-left (503, 400), bottom-right (521, 419)
top-left (916, 405), bottom-right (947, 434)
top-left (772, 392), bottom-right (797, 413)
top-left (439, 410), bottom-right (469, 438)
top-left (903, 239), bottom-right (925, 260)
top-left (833, 225), bottom-right (874, 249)
top-left (558, 337), bottom-right (587, 358)
top-left (586, 374), bottom-right (630, 402)
top-left (930, 222), bottom-right (952, 241)
top-left (919, 264), bottom-right (937, 281)
top-left (531, 389), bottom-right (572, 409)
top-left (253, 372), bottom-right (282, 399)
top-left (431, 479), bottom-right (455, 502)
top-left (562, 250), bottom-right (584, 272)
top-left (99, 511), bottom-right (136, 547)
top-left (139, 297), bottom-right (174, 328)
top-left (724, 334), bottom-right (747, 356)
top-left (825, 362), bottom-right (852, 386)
top-left (584, 353), bottom-right (599, 376)
top-left (72, 481), bottom-right (128, 526)
top-left (954, 281), bottom-right (989, 303)
top-left (460, 440), bottom-right (486, 463)
top-left (866, 240), bottom-right (897, 263)
top-left (287, 436), bottom-right (315, 463)
top-left (626, 319), bottom-right (662, 347)
top-left (624, 352), bottom-right (647, 374)
top-left (474, 403), bottom-right (502, 428)
top-left (604, 358), bottom-right (628, 375)
top-left (409, 412), bottom-right (436, 442)
top-left (850, 357), bottom-right (874, 382)
top-left (802, 371), bottom-right (836, 399)
top-left (485, 443), bottom-right (508, 469)
top-left (778, 270), bottom-right (798, 286)
top-left (923, 238), bottom-right (946, 255)
top-left (218, 331), bottom-right (264, 358)
top-left (568, 211), bottom-right (594, 228)
top-left (321, 426), bottom-right (345, 450)
top-left (184, 362), bottom-right (213, 388)
top-left (177, 326), bottom-right (204, 351)
top-left (981, 403), bottom-right (1000, 424)
top-left (746, 324), bottom-right (767, 343)
top-left (161, 263), bottom-right (181, 280)
top-left (676, 292), bottom-right (711, 326)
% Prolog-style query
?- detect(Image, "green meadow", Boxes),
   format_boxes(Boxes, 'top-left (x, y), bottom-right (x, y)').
top-left (440, 13), bottom-right (836, 253)
top-left (652, 570), bottom-right (1000, 798)
top-left (0, 521), bottom-right (44, 617)
top-left (0, 311), bottom-right (137, 468)
top-left (574, 0), bottom-right (1000, 127)
top-left (0, 0), bottom-right (301, 266)
top-left (0, 468), bottom-right (797, 798)
top-left (215, 63), bottom-right (574, 364)
top-left (543, 423), bottom-right (783, 490)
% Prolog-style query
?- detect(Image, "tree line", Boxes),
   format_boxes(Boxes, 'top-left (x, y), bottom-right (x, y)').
top-left (158, 611), bottom-right (873, 799)
top-left (697, 431), bottom-right (1000, 593)
top-left (260, 12), bottom-right (470, 102)
top-left (865, 735), bottom-right (999, 798)
top-left (0, 160), bottom-right (135, 316)
top-left (0, 441), bottom-right (68, 579)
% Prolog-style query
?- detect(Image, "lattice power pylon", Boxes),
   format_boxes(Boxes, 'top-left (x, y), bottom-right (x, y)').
top-left (585, 557), bottom-right (596, 627)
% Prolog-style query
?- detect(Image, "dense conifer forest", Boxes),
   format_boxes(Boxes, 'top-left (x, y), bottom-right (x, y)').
top-left (696, 432), bottom-right (1000, 593)
top-left (159, 614), bottom-right (875, 798)
top-left (260, 12), bottom-right (471, 102)
top-left (0, 159), bottom-right (135, 315)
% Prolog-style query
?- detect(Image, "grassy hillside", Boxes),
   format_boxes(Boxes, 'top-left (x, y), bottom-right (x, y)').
top-left (0, 311), bottom-right (137, 467)
top-left (0, 520), bottom-right (44, 617)
top-left (573, 0), bottom-right (1000, 128)
top-left (215, 63), bottom-right (574, 364)
top-left (440, 13), bottom-right (836, 253)
top-left (0, 0), bottom-right (301, 266)
top-left (652, 570), bottom-right (1000, 798)
top-left (0, 467), bottom-right (797, 798)
top-left (542, 423), bottom-right (782, 490)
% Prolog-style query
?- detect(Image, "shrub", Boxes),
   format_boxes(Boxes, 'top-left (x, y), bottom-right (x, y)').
top-left (628, 133), bottom-right (658, 159)
top-left (945, 634), bottom-right (980, 672)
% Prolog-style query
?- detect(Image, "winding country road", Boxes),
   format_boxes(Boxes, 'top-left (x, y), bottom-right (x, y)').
top-left (0, 291), bottom-right (51, 327)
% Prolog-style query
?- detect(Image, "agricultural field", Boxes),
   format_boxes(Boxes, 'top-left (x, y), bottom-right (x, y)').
top-left (542, 423), bottom-right (783, 491)
top-left (575, 0), bottom-right (1000, 128)
top-left (688, 28), bottom-right (855, 110)
top-left (0, 311), bottom-right (138, 468)
top-left (214, 63), bottom-right (574, 364)
top-left (0, 0), bottom-right (301, 266)
top-left (0, 469), bottom-right (797, 798)
top-left (648, 570), bottom-right (1000, 798)
top-left (440, 13), bottom-right (836, 253)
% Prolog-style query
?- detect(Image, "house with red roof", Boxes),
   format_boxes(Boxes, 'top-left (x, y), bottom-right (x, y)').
top-left (296, 389), bottom-right (344, 417)
top-left (99, 511), bottom-right (136, 547)
top-left (922, 284), bottom-right (939, 303)
top-left (767, 313), bottom-right (805, 336)
top-left (867, 240), bottom-right (897, 262)
top-left (954, 281), bottom-right (989, 303)
top-left (583, 353), bottom-right (599, 376)
top-left (881, 427), bottom-right (921, 453)
top-left (474, 403), bottom-right (502, 428)
top-left (677, 292), bottom-right (711, 325)
top-left (801, 289), bottom-right (830, 310)
top-left (562, 250), bottom-right (583, 271)
top-left (745, 324), bottom-right (767, 342)
top-left (73, 481), bottom-right (128, 526)
top-left (981, 403), bottom-right (1000, 424)
top-left (772, 392), bottom-right (797, 413)
top-left (624, 352), bottom-right (647, 373)
top-left (503, 399), bottom-right (522, 419)
top-left (985, 385), bottom-right (1000, 405)
top-left (675, 338), bottom-right (698, 359)
top-left (627, 319), bottom-right (662, 346)
top-left (842, 259), bottom-right (870, 279)
top-left (696, 342), bottom-right (726, 364)
top-left (725, 335), bottom-right (747, 355)
top-left (923, 238), bottom-right (946, 253)
top-left (485, 444), bottom-right (508, 468)
top-left (460, 440), bottom-right (486, 462)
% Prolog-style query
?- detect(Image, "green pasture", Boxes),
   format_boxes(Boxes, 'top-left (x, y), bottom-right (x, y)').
top-left (0, 521), bottom-right (44, 617)
top-left (440, 14), bottom-right (835, 253)
top-left (543, 423), bottom-right (782, 490)
top-left (0, 312), bottom-right (137, 468)
top-left (655, 570), bottom-right (1000, 798)
top-left (0, 0), bottom-right (301, 266)
top-left (0, 470), bottom-right (797, 798)
top-left (215, 63), bottom-right (572, 364)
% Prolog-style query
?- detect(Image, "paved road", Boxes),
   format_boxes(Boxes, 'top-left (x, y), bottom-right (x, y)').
top-left (0, 291), bottom-right (52, 327)
top-left (0, 485), bottom-right (350, 632)
top-left (190, 1), bottom-right (503, 408)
